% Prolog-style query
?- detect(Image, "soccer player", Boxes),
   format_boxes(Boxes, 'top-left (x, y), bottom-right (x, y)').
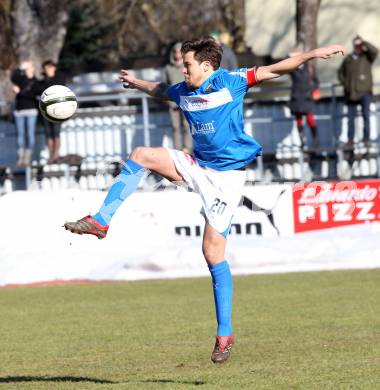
top-left (64, 37), bottom-right (345, 363)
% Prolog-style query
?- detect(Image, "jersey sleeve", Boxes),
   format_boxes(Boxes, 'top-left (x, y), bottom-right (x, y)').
top-left (224, 67), bottom-right (258, 97)
top-left (246, 67), bottom-right (258, 87)
top-left (167, 83), bottom-right (182, 103)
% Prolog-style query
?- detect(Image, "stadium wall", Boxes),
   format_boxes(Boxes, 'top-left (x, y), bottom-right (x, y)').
top-left (1, 180), bottom-right (380, 286)
top-left (153, 180), bottom-right (380, 237)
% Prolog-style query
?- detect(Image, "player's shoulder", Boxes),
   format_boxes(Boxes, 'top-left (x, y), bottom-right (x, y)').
top-left (168, 81), bottom-right (188, 97)
top-left (216, 67), bottom-right (248, 84)
top-left (227, 67), bottom-right (248, 76)
top-left (170, 81), bottom-right (187, 91)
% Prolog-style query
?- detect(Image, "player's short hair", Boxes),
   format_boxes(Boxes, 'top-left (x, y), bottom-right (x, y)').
top-left (181, 36), bottom-right (223, 69)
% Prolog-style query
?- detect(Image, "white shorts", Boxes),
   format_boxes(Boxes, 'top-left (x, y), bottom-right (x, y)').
top-left (167, 149), bottom-right (247, 237)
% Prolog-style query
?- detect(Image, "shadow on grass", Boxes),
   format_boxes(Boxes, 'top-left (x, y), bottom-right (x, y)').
top-left (142, 379), bottom-right (205, 385)
top-left (0, 376), bottom-right (207, 386)
top-left (0, 376), bottom-right (115, 384)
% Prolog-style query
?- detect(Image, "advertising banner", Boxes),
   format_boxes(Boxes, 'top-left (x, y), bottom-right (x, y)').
top-left (134, 184), bottom-right (295, 239)
top-left (118, 180), bottom-right (380, 237)
top-left (292, 180), bottom-right (380, 233)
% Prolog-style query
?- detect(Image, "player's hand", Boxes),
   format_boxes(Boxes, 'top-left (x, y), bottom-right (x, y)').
top-left (313, 45), bottom-right (346, 59)
top-left (119, 69), bottom-right (136, 89)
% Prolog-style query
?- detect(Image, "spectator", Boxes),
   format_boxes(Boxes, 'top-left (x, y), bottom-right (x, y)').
top-left (40, 60), bottom-right (66, 163)
top-left (164, 42), bottom-right (192, 151)
top-left (289, 47), bottom-right (321, 149)
top-left (338, 36), bottom-right (378, 147)
top-left (11, 60), bottom-right (40, 166)
top-left (210, 31), bottom-right (238, 70)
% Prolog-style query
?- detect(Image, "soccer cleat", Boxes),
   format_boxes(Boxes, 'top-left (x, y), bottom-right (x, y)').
top-left (211, 335), bottom-right (234, 364)
top-left (64, 215), bottom-right (109, 239)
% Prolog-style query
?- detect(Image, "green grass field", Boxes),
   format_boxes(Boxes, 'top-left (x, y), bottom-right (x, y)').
top-left (1, 269), bottom-right (379, 389)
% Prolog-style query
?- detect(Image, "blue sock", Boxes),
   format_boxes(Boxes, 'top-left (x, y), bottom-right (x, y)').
top-left (92, 159), bottom-right (145, 226)
top-left (209, 260), bottom-right (233, 336)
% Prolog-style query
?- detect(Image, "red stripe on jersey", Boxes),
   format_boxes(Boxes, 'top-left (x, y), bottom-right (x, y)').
top-left (247, 67), bottom-right (257, 87)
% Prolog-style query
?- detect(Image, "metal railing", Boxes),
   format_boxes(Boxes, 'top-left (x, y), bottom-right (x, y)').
top-left (1, 82), bottom-right (380, 192)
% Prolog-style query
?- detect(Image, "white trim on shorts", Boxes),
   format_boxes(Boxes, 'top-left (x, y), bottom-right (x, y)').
top-left (167, 148), bottom-right (246, 236)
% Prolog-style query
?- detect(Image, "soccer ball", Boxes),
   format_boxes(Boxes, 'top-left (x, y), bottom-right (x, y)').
top-left (39, 85), bottom-right (77, 123)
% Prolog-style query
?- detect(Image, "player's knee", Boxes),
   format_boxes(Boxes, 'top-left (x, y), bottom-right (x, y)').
top-left (202, 243), bottom-right (223, 265)
top-left (130, 147), bottom-right (151, 166)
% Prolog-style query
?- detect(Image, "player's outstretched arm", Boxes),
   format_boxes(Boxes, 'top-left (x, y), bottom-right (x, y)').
top-left (119, 69), bottom-right (170, 101)
top-left (256, 44), bottom-right (346, 83)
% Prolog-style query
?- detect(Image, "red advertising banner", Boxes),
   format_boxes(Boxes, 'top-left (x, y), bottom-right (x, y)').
top-left (292, 180), bottom-right (380, 233)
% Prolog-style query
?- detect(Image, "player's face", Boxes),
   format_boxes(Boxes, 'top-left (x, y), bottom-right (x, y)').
top-left (182, 51), bottom-right (212, 89)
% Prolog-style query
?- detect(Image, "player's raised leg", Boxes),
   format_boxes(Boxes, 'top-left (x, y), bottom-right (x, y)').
top-left (203, 223), bottom-right (234, 363)
top-left (64, 147), bottom-right (183, 239)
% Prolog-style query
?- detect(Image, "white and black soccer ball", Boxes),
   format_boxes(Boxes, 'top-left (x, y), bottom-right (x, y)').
top-left (39, 85), bottom-right (77, 123)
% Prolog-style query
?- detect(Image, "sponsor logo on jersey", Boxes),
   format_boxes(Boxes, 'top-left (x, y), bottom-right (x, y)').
top-left (179, 88), bottom-right (233, 112)
top-left (190, 121), bottom-right (216, 135)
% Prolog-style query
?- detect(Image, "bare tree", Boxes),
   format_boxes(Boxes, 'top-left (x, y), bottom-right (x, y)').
top-left (106, 0), bottom-right (245, 62)
top-left (0, 0), bottom-right (17, 101)
top-left (296, 0), bottom-right (321, 51)
top-left (217, 0), bottom-right (246, 52)
top-left (0, 0), bottom-right (69, 100)
top-left (0, 0), bottom-right (246, 98)
top-left (12, 0), bottom-right (69, 67)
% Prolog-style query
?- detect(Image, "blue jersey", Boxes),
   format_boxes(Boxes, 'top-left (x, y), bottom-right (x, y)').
top-left (167, 67), bottom-right (262, 171)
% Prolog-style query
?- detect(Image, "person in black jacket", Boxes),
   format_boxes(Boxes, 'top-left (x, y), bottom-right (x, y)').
top-left (289, 48), bottom-right (321, 149)
top-left (338, 36), bottom-right (378, 147)
top-left (11, 60), bottom-right (40, 166)
top-left (40, 60), bottom-right (66, 163)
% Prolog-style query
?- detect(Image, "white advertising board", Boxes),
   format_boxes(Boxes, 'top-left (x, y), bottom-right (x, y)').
top-left (114, 183), bottom-right (295, 240)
